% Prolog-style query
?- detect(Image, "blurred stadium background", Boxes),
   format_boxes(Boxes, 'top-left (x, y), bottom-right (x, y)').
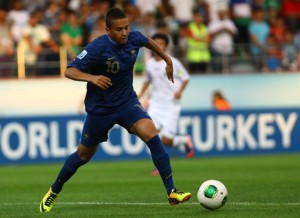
top-left (1, 0), bottom-right (300, 217)
top-left (1, 0), bottom-right (300, 163)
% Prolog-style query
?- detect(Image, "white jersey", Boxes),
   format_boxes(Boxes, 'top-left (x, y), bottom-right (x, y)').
top-left (144, 56), bottom-right (190, 137)
top-left (144, 56), bottom-right (190, 105)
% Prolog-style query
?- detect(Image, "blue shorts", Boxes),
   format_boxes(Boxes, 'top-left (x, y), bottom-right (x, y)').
top-left (80, 98), bottom-right (151, 146)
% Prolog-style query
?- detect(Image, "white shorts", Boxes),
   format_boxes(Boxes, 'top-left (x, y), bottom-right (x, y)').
top-left (147, 101), bottom-right (181, 138)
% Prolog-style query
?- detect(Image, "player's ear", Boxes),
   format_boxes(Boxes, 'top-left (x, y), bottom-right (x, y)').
top-left (105, 27), bottom-right (110, 34)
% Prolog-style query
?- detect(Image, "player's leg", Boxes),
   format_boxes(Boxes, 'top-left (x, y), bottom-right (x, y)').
top-left (143, 105), bottom-right (167, 175)
top-left (40, 144), bottom-right (97, 212)
top-left (51, 144), bottom-right (98, 194)
top-left (150, 103), bottom-right (194, 158)
top-left (118, 102), bottom-right (174, 192)
top-left (119, 99), bottom-right (191, 204)
top-left (172, 135), bottom-right (194, 158)
top-left (167, 103), bottom-right (194, 158)
top-left (158, 134), bottom-right (194, 158)
top-left (130, 119), bottom-right (191, 204)
top-left (131, 118), bottom-right (174, 191)
top-left (40, 113), bottom-right (112, 212)
top-left (40, 145), bottom-right (97, 211)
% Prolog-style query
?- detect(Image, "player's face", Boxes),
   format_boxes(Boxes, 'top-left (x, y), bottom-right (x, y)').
top-left (106, 18), bottom-right (129, 45)
top-left (154, 38), bottom-right (167, 52)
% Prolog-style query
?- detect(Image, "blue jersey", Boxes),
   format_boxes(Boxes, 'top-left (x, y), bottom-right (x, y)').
top-left (68, 31), bottom-right (149, 114)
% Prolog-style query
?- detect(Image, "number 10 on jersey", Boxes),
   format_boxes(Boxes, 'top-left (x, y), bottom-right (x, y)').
top-left (106, 60), bottom-right (120, 73)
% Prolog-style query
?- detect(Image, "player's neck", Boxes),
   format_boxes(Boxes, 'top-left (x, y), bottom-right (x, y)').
top-left (107, 34), bottom-right (124, 46)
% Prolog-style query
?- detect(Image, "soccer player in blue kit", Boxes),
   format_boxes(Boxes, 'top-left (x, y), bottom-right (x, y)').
top-left (40, 8), bottom-right (191, 212)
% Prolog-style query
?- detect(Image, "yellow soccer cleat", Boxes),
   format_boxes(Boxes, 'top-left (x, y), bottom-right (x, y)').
top-left (168, 188), bottom-right (192, 205)
top-left (39, 188), bottom-right (58, 212)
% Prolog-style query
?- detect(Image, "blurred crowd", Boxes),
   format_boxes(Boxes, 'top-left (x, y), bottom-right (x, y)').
top-left (0, 0), bottom-right (300, 77)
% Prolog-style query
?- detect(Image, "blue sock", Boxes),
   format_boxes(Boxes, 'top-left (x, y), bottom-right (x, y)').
top-left (146, 135), bottom-right (175, 195)
top-left (51, 152), bottom-right (87, 194)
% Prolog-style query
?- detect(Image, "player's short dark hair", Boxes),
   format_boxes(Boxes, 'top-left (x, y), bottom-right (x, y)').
top-left (151, 33), bottom-right (169, 46)
top-left (105, 7), bottom-right (127, 28)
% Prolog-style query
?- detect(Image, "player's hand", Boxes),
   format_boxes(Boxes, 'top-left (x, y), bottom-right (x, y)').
top-left (165, 59), bottom-right (174, 83)
top-left (174, 91), bottom-right (182, 100)
top-left (91, 75), bottom-right (112, 90)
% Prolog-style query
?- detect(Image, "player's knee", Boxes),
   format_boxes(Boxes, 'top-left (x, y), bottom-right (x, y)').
top-left (77, 144), bottom-right (98, 162)
top-left (136, 128), bottom-right (158, 142)
top-left (77, 153), bottom-right (93, 162)
top-left (131, 119), bottom-right (158, 142)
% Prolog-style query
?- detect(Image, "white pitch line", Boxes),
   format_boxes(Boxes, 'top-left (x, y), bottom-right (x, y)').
top-left (1, 202), bottom-right (300, 206)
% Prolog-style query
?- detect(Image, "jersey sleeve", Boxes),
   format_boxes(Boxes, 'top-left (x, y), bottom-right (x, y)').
top-left (173, 58), bottom-right (190, 81)
top-left (67, 41), bottom-right (100, 71)
top-left (130, 31), bottom-right (149, 47)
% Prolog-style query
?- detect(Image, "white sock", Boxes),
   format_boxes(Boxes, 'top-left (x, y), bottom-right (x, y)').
top-left (173, 135), bottom-right (189, 148)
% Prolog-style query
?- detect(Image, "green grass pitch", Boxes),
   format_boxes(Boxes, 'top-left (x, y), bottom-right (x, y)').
top-left (1, 153), bottom-right (300, 218)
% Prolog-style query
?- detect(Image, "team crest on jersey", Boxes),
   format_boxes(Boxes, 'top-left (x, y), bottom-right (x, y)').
top-left (131, 49), bottom-right (137, 57)
top-left (77, 50), bottom-right (88, 59)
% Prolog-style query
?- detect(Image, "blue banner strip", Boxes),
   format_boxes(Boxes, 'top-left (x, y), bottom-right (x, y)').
top-left (0, 108), bottom-right (299, 164)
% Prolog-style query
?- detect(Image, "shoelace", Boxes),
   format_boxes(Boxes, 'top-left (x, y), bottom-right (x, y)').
top-left (45, 193), bottom-right (57, 206)
top-left (173, 189), bottom-right (184, 195)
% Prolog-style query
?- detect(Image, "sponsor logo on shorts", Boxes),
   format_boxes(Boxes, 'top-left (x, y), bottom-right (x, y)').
top-left (84, 134), bottom-right (89, 141)
top-left (134, 104), bottom-right (146, 112)
top-left (134, 104), bottom-right (150, 116)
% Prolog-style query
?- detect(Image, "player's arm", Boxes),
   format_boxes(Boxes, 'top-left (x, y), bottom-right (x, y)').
top-left (138, 81), bottom-right (150, 99)
top-left (145, 38), bottom-right (174, 83)
top-left (175, 79), bottom-right (189, 100)
top-left (174, 58), bottom-right (190, 99)
top-left (65, 67), bottom-right (112, 90)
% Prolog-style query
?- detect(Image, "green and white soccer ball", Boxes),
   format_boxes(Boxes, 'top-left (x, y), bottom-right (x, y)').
top-left (197, 180), bottom-right (228, 210)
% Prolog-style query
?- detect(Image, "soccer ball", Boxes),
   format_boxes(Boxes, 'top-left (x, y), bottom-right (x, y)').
top-left (197, 180), bottom-right (228, 210)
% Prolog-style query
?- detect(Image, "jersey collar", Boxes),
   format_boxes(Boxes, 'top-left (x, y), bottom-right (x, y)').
top-left (107, 35), bottom-right (117, 45)
top-left (107, 35), bottom-right (126, 47)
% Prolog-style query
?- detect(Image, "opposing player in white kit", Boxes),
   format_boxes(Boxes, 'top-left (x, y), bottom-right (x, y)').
top-left (139, 33), bottom-right (194, 175)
